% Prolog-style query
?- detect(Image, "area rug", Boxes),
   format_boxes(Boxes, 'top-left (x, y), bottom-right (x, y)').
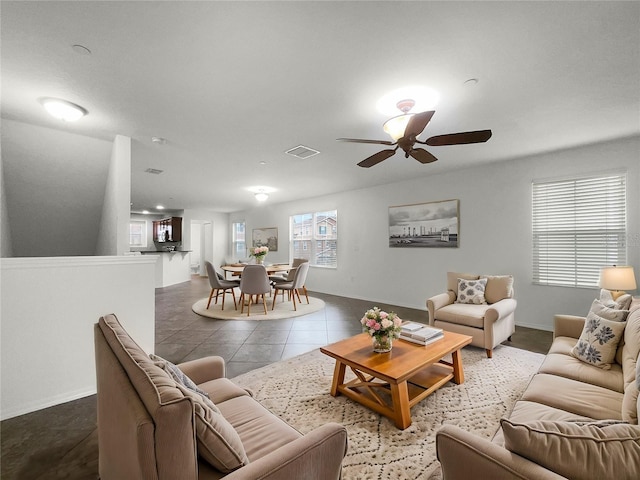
top-left (192, 294), bottom-right (325, 320)
top-left (231, 345), bottom-right (545, 480)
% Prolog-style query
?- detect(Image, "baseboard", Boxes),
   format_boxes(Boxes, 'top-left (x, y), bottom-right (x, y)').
top-left (0, 387), bottom-right (96, 421)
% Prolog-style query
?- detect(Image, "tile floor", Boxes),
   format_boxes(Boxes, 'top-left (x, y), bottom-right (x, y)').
top-left (1, 276), bottom-right (553, 479)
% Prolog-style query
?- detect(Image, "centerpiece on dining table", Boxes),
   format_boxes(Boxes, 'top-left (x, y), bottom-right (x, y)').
top-left (250, 245), bottom-right (269, 264)
top-left (361, 307), bottom-right (403, 353)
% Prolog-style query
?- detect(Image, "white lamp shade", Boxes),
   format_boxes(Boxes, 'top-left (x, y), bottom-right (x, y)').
top-left (598, 266), bottom-right (637, 291)
top-left (383, 114), bottom-right (413, 141)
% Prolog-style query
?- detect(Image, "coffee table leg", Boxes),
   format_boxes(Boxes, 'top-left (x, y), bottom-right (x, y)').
top-left (390, 381), bottom-right (411, 429)
top-left (452, 349), bottom-right (465, 384)
top-left (330, 361), bottom-right (346, 396)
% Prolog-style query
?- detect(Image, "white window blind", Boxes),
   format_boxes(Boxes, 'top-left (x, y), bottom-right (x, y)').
top-left (532, 173), bottom-right (627, 288)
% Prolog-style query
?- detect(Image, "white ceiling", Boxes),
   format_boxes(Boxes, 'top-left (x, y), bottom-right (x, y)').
top-left (2, 1), bottom-right (639, 214)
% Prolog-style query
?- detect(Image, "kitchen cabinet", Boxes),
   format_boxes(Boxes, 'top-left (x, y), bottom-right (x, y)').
top-left (153, 217), bottom-right (182, 243)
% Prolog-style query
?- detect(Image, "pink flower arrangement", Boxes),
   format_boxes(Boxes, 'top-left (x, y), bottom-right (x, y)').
top-left (250, 246), bottom-right (269, 259)
top-left (360, 307), bottom-right (403, 339)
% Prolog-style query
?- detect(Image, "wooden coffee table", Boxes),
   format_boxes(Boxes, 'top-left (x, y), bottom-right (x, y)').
top-left (320, 331), bottom-right (472, 429)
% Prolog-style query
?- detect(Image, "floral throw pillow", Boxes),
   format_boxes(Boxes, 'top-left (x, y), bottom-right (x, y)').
top-left (455, 278), bottom-right (487, 305)
top-left (571, 312), bottom-right (626, 370)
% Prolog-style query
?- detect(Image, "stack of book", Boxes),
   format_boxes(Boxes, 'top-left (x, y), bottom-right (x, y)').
top-left (399, 322), bottom-right (444, 346)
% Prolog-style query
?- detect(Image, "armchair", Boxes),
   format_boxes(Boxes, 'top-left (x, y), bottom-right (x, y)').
top-left (427, 272), bottom-right (517, 358)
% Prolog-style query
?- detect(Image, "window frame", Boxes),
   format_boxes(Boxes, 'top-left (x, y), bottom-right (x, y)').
top-left (290, 210), bottom-right (337, 268)
top-left (129, 220), bottom-right (147, 247)
top-left (531, 171), bottom-right (627, 289)
top-left (231, 221), bottom-right (246, 261)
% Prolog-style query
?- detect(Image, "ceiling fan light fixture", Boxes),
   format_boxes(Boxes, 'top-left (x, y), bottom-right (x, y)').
top-left (39, 97), bottom-right (87, 121)
top-left (383, 114), bottom-right (414, 141)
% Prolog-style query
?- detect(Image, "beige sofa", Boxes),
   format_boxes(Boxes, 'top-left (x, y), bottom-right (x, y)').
top-left (427, 272), bottom-right (517, 358)
top-left (436, 297), bottom-right (640, 480)
top-left (94, 314), bottom-right (348, 479)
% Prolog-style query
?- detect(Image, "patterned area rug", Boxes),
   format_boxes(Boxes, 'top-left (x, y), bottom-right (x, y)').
top-left (231, 344), bottom-right (545, 480)
top-left (192, 294), bottom-right (325, 320)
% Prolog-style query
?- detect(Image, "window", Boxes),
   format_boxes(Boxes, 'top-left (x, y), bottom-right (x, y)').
top-left (532, 172), bottom-right (627, 288)
top-left (291, 210), bottom-right (337, 267)
top-left (232, 221), bottom-right (246, 260)
top-left (129, 220), bottom-right (147, 247)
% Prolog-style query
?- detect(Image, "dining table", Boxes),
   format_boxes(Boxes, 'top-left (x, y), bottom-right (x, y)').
top-left (221, 263), bottom-right (290, 279)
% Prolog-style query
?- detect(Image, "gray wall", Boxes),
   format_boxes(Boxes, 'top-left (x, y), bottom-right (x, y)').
top-left (231, 136), bottom-right (640, 331)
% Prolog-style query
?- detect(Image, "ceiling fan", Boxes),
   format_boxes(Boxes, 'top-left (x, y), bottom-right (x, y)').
top-left (337, 100), bottom-right (492, 168)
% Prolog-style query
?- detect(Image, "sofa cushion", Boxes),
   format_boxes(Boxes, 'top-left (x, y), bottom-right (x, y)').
top-left (481, 275), bottom-right (514, 304)
top-left (217, 395), bottom-right (302, 461)
top-left (521, 373), bottom-right (623, 420)
top-left (501, 418), bottom-right (640, 480)
top-left (538, 352), bottom-right (624, 392)
top-left (199, 377), bottom-right (252, 405)
top-left (622, 302), bottom-right (640, 385)
top-left (446, 271), bottom-right (479, 296)
top-left (571, 311), bottom-right (626, 369)
top-left (434, 303), bottom-right (494, 328)
top-left (455, 278), bottom-right (487, 305)
top-left (622, 380), bottom-right (639, 425)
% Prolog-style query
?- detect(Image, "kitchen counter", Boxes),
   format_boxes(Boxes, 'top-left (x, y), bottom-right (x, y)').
top-left (139, 250), bottom-right (192, 254)
top-left (138, 250), bottom-right (192, 286)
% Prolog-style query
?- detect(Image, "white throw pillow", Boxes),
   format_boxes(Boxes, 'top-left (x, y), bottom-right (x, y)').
top-left (455, 278), bottom-right (487, 305)
top-left (588, 299), bottom-right (629, 322)
top-left (600, 289), bottom-right (633, 310)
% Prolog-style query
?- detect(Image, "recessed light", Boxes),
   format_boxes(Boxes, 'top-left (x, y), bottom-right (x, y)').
top-left (464, 78), bottom-right (479, 86)
top-left (151, 136), bottom-right (167, 145)
top-left (259, 161), bottom-right (267, 165)
top-left (156, 205), bottom-right (165, 210)
top-left (38, 97), bottom-right (88, 121)
top-left (376, 86), bottom-right (439, 116)
top-left (142, 210), bottom-right (150, 214)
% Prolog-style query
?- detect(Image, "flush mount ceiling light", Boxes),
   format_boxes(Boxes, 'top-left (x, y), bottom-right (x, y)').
top-left (39, 97), bottom-right (88, 121)
top-left (376, 86), bottom-right (439, 117)
top-left (255, 191), bottom-right (269, 202)
top-left (156, 205), bottom-right (165, 210)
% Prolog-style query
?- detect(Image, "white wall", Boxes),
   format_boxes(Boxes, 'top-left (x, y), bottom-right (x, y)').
top-left (231, 136), bottom-right (640, 330)
top-left (1, 160), bottom-right (13, 258)
top-left (96, 135), bottom-right (132, 256)
top-left (0, 255), bottom-right (157, 420)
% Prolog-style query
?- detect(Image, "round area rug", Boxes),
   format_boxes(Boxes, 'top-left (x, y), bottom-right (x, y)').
top-left (192, 293), bottom-right (325, 320)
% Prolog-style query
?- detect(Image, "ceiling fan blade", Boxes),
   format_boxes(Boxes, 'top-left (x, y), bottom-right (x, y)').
top-left (424, 129), bottom-right (492, 146)
top-left (409, 148), bottom-right (438, 164)
top-left (337, 137), bottom-right (395, 146)
top-left (357, 149), bottom-right (397, 168)
top-left (403, 111), bottom-right (435, 139)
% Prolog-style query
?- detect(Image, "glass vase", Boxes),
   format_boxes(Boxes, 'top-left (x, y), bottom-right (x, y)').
top-left (256, 257), bottom-right (264, 264)
top-left (372, 335), bottom-right (392, 353)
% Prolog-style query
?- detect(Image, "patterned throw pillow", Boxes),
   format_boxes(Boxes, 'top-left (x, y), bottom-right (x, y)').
top-left (455, 278), bottom-right (488, 305)
top-left (571, 312), bottom-right (626, 369)
top-left (150, 354), bottom-right (212, 401)
top-left (588, 299), bottom-right (630, 322)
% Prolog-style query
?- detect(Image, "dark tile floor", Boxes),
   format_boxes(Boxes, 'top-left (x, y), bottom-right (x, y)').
top-left (1, 276), bottom-right (553, 479)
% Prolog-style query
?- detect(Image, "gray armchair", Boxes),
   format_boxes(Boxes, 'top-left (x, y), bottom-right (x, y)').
top-left (427, 272), bottom-right (517, 358)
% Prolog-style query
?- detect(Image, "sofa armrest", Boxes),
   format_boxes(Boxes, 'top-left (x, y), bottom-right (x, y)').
top-left (177, 356), bottom-right (225, 384)
top-left (553, 315), bottom-right (586, 340)
top-left (436, 425), bottom-right (567, 480)
top-left (223, 423), bottom-right (348, 480)
top-left (485, 298), bottom-right (517, 324)
top-left (427, 292), bottom-right (455, 324)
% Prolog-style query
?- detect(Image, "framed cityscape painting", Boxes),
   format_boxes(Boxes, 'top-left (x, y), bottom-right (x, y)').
top-left (252, 227), bottom-right (278, 251)
top-left (388, 199), bottom-right (459, 248)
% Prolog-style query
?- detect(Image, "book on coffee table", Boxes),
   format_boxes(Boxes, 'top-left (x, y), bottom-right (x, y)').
top-left (399, 322), bottom-right (444, 346)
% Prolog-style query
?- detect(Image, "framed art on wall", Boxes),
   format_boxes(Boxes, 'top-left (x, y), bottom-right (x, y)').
top-left (388, 199), bottom-right (459, 248)
top-left (252, 227), bottom-right (278, 251)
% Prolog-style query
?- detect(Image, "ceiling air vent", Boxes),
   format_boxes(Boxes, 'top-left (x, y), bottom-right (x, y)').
top-left (145, 168), bottom-right (164, 175)
top-left (285, 145), bottom-right (320, 159)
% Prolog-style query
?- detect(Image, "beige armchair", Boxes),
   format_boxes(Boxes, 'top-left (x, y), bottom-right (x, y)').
top-left (427, 272), bottom-right (517, 358)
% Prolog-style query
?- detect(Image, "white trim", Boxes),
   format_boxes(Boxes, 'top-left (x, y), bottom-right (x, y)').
top-left (0, 255), bottom-right (158, 270)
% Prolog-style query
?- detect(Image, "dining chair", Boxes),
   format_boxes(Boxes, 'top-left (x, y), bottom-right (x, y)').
top-left (239, 264), bottom-right (271, 316)
top-left (272, 262), bottom-right (310, 311)
top-left (205, 261), bottom-right (239, 310)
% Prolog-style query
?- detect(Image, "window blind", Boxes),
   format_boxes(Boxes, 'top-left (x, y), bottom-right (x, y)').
top-left (532, 173), bottom-right (627, 288)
